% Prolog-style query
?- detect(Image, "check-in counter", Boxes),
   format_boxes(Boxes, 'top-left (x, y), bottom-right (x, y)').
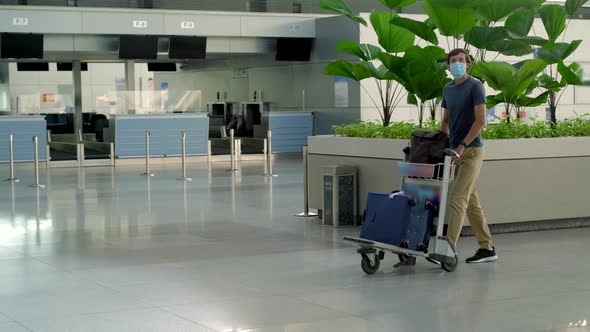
top-left (103, 114), bottom-right (209, 158)
top-left (264, 112), bottom-right (314, 153)
top-left (0, 116), bottom-right (47, 162)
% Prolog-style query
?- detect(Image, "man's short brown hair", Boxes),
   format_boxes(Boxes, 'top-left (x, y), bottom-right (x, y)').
top-left (447, 48), bottom-right (471, 65)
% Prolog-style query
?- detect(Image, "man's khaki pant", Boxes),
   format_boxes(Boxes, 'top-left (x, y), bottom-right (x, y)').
top-left (446, 147), bottom-right (493, 249)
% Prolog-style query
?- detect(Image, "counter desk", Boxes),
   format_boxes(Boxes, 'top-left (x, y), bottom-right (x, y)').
top-left (0, 116), bottom-right (47, 162)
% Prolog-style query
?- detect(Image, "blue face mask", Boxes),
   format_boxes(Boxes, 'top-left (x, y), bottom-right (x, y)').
top-left (450, 62), bottom-right (466, 79)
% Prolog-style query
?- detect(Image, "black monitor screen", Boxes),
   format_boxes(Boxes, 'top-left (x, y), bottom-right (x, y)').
top-left (57, 62), bottom-right (89, 71)
top-left (147, 62), bottom-right (177, 72)
top-left (168, 36), bottom-right (207, 60)
top-left (275, 38), bottom-right (313, 61)
top-left (17, 63), bottom-right (49, 71)
top-left (119, 35), bottom-right (159, 60)
top-left (1, 33), bottom-right (44, 59)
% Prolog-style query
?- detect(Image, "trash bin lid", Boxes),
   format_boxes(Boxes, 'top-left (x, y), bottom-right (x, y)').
top-left (321, 165), bottom-right (358, 175)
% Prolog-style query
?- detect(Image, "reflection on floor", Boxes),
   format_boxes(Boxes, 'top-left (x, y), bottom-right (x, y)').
top-left (0, 159), bottom-right (589, 332)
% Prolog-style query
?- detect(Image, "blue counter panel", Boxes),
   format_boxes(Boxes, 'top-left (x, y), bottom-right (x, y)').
top-left (114, 116), bottom-right (208, 158)
top-left (0, 118), bottom-right (47, 162)
top-left (269, 114), bottom-right (313, 153)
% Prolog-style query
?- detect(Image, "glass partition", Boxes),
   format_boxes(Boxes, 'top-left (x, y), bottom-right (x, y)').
top-left (94, 89), bottom-right (203, 115)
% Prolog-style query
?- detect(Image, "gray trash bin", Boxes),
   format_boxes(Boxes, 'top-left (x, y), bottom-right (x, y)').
top-left (321, 165), bottom-right (358, 227)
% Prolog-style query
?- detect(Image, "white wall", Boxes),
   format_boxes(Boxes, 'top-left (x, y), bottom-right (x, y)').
top-left (358, 13), bottom-right (590, 124)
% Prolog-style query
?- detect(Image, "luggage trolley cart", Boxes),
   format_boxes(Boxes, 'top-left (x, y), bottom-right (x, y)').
top-left (343, 148), bottom-right (461, 273)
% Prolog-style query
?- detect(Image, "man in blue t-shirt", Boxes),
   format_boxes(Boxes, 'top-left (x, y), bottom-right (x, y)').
top-left (441, 48), bottom-right (497, 264)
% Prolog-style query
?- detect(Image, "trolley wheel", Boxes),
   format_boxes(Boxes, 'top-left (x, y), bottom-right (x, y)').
top-left (361, 254), bottom-right (380, 275)
top-left (441, 255), bottom-right (458, 272)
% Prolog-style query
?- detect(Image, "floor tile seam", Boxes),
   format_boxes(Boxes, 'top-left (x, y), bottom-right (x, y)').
top-left (13, 307), bottom-right (166, 327)
top-left (155, 305), bottom-right (223, 332)
top-left (317, 281), bottom-right (590, 307)
top-left (89, 281), bottom-right (165, 310)
top-left (447, 287), bottom-right (590, 310)
top-left (14, 255), bottom-right (78, 275)
top-left (90, 274), bottom-right (249, 292)
top-left (0, 245), bottom-right (22, 254)
top-left (0, 278), bottom-right (155, 310)
top-left (278, 294), bottom-right (368, 321)
top-left (11, 321), bottom-right (33, 332)
top-left (0, 314), bottom-right (22, 327)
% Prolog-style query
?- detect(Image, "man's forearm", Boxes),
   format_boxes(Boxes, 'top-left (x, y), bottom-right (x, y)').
top-left (462, 121), bottom-right (485, 145)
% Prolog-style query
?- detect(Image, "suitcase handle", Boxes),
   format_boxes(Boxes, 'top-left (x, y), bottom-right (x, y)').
top-left (389, 191), bottom-right (416, 206)
top-left (425, 200), bottom-right (438, 214)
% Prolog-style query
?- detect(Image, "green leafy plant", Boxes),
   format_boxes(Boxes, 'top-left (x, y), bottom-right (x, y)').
top-left (320, 0), bottom-right (419, 126)
top-left (424, 0), bottom-right (543, 60)
top-left (333, 115), bottom-right (590, 139)
top-left (389, 0), bottom-right (546, 124)
top-left (534, 0), bottom-right (587, 126)
top-left (323, 0), bottom-right (588, 136)
top-left (332, 120), bottom-right (440, 138)
top-left (470, 60), bottom-right (548, 123)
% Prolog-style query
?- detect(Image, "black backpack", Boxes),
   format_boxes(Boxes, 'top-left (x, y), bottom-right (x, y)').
top-left (403, 130), bottom-right (449, 164)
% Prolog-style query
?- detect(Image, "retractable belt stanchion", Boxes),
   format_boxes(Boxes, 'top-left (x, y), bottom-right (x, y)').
top-left (177, 132), bottom-right (192, 181)
top-left (142, 130), bottom-right (155, 176)
top-left (295, 145), bottom-right (317, 217)
top-left (30, 136), bottom-right (45, 188)
top-left (4, 134), bottom-right (19, 182)
top-left (265, 130), bottom-right (277, 177)
top-left (227, 129), bottom-right (239, 173)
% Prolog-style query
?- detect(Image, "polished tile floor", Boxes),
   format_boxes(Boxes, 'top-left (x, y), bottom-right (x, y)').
top-left (0, 159), bottom-right (589, 332)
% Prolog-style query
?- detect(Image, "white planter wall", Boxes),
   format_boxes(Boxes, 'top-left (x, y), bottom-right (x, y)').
top-left (307, 136), bottom-right (590, 226)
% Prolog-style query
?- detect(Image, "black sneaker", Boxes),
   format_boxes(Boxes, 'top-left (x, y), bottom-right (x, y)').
top-left (466, 247), bottom-right (498, 264)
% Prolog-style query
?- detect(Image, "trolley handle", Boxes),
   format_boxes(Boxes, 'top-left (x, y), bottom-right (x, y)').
top-left (444, 148), bottom-right (461, 159)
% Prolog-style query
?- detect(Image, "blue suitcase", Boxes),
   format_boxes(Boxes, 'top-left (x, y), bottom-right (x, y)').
top-left (360, 191), bottom-right (436, 251)
top-left (359, 192), bottom-right (412, 246)
top-left (401, 196), bottom-right (436, 251)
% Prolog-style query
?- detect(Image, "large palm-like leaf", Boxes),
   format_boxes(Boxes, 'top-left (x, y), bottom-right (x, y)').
top-left (475, 0), bottom-right (534, 22)
top-left (537, 40), bottom-right (582, 64)
top-left (486, 39), bottom-right (534, 56)
top-left (515, 91), bottom-right (550, 108)
top-left (486, 91), bottom-right (549, 109)
top-left (324, 60), bottom-right (373, 81)
top-left (423, 0), bottom-right (477, 36)
top-left (539, 5), bottom-right (567, 41)
top-left (471, 60), bottom-right (547, 103)
top-left (370, 11), bottom-right (415, 53)
top-left (378, 0), bottom-right (417, 9)
top-left (336, 42), bottom-right (382, 61)
top-left (539, 74), bottom-right (564, 91)
top-left (565, 0), bottom-right (589, 16)
top-left (319, 0), bottom-right (367, 26)
top-left (464, 26), bottom-right (508, 49)
top-left (404, 45), bottom-right (447, 72)
top-left (408, 71), bottom-right (451, 102)
top-left (505, 9), bottom-right (536, 36)
top-left (558, 61), bottom-right (583, 85)
top-left (402, 46), bottom-right (451, 103)
top-left (376, 53), bottom-right (411, 87)
top-left (390, 17), bottom-right (439, 45)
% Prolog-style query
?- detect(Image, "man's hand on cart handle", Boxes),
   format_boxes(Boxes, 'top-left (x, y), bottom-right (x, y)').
top-left (444, 148), bottom-right (461, 163)
top-left (455, 145), bottom-right (465, 157)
